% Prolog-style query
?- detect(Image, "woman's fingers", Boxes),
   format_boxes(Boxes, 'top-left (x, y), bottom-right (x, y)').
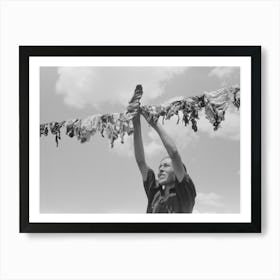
top-left (127, 102), bottom-right (140, 112)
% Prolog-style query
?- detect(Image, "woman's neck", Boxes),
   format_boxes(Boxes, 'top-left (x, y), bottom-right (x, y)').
top-left (162, 183), bottom-right (175, 193)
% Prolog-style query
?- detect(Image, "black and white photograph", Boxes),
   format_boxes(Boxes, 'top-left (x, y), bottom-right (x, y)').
top-left (20, 46), bottom-right (261, 232)
top-left (40, 67), bottom-right (240, 214)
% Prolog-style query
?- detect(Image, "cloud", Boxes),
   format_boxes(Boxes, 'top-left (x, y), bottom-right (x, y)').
top-left (208, 67), bottom-right (239, 79)
top-left (144, 114), bottom-right (198, 158)
top-left (193, 192), bottom-right (225, 213)
top-left (163, 95), bottom-right (185, 105)
top-left (198, 104), bottom-right (240, 141)
top-left (159, 94), bottom-right (240, 142)
top-left (95, 91), bottom-right (239, 158)
top-left (56, 67), bottom-right (187, 109)
top-left (196, 192), bottom-right (224, 207)
top-left (141, 101), bottom-right (240, 158)
top-left (98, 101), bottom-right (239, 159)
top-left (144, 137), bottom-right (163, 157)
top-left (109, 112), bottom-right (198, 158)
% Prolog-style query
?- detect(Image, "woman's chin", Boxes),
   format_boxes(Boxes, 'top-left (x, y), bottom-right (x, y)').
top-left (158, 179), bottom-right (166, 185)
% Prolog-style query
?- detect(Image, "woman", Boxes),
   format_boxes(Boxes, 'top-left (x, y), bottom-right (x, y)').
top-left (128, 93), bottom-right (196, 213)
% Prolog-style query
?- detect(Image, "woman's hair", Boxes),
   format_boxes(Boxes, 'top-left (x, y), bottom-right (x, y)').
top-left (160, 156), bottom-right (187, 173)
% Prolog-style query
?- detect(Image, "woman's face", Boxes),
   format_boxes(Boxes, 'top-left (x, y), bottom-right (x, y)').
top-left (158, 157), bottom-right (175, 185)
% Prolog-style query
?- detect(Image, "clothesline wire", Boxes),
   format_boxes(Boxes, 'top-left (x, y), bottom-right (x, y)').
top-left (40, 85), bottom-right (240, 147)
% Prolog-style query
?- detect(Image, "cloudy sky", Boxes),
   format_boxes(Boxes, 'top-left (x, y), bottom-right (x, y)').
top-left (40, 66), bottom-right (240, 213)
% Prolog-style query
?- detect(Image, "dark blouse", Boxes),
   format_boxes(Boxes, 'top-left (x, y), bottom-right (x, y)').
top-left (143, 169), bottom-right (196, 213)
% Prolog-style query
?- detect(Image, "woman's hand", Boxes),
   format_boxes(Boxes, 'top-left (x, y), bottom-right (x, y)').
top-left (127, 101), bottom-right (140, 114)
top-left (127, 101), bottom-right (141, 121)
top-left (140, 108), bottom-right (158, 129)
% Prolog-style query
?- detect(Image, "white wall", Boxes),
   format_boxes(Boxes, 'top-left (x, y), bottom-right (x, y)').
top-left (0, 0), bottom-right (279, 279)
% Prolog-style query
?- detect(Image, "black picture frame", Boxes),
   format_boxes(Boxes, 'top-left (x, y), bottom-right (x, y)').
top-left (20, 46), bottom-right (261, 233)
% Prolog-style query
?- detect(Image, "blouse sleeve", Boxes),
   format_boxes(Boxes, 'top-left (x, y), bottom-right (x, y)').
top-left (143, 168), bottom-right (157, 198)
top-left (174, 174), bottom-right (196, 213)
